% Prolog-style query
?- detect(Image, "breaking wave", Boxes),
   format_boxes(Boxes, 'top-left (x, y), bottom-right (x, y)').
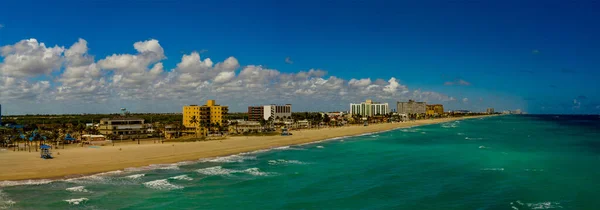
top-left (400, 128), bottom-right (420, 133)
top-left (65, 198), bottom-right (88, 205)
top-left (125, 174), bottom-right (145, 179)
top-left (169, 175), bottom-right (193, 181)
top-left (0, 179), bottom-right (53, 187)
top-left (526, 201), bottom-right (562, 209)
top-left (125, 164), bottom-right (180, 172)
top-left (510, 200), bottom-right (562, 210)
top-left (441, 123), bottom-right (459, 128)
top-left (143, 179), bottom-right (183, 190)
top-left (196, 166), bottom-right (239, 176)
top-left (268, 159), bottom-right (306, 166)
top-left (66, 186), bottom-right (90, 193)
top-left (201, 154), bottom-right (256, 163)
top-left (243, 168), bottom-right (271, 176)
top-left (0, 190), bottom-right (16, 209)
top-left (316, 146), bottom-right (324, 149)
top-left (196, 166), bottom-right (273, 176)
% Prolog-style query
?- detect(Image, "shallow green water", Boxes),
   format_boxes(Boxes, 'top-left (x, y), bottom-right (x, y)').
top-left (1, 115), bottom-right (599, 209)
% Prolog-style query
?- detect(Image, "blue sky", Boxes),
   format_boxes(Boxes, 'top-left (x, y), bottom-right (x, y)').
top-left (1, 0), bottom-right (599, 114)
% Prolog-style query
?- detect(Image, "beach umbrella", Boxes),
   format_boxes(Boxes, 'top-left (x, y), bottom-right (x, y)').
top-left (65, 134), bottom-right (76, 141)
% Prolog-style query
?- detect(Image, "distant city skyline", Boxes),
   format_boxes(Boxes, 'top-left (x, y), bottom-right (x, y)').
top-left (1, 1), bottom-right (599, 115)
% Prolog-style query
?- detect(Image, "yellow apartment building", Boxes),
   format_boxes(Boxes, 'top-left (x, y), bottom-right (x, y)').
top-left (426, 104), bottom-right (444, 116)
top-left (183, 100), bottom-right (228, 136)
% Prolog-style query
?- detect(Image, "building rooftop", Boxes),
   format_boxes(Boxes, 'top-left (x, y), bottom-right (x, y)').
top-left (100, 117), bottom-right (145, 121)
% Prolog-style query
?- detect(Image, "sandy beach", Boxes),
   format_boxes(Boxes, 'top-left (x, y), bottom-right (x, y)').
top-left (0, 116), bottom-right (488, 181)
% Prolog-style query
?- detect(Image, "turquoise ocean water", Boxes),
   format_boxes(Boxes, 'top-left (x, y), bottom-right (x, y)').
top-left (1, 115), bottom-right (600, 209)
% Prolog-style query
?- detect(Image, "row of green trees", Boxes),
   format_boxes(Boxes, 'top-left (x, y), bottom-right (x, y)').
top-left (2, 113), bottom-right (184, 126)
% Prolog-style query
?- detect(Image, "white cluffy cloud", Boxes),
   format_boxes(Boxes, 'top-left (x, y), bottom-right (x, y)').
top-left (348, 78), bottom-right (371, 87)
top-left (0, 38), bottom-right (64, 77)
top-left (0, 38), bottom-right (457, 113)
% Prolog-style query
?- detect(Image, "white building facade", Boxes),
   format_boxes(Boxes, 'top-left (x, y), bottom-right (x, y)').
top-left (350, 100), bottom-right (389, 117)
top-left (263, 104), bottom-right (292, 121)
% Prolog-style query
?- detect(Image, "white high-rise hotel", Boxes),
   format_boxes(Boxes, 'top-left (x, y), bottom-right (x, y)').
top-left (350, 99), bottom-right (389, 117)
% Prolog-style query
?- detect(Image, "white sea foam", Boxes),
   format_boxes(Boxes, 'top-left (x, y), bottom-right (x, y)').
top-left (328, 136), bottom-right (351, 141)
top-left (0, 190), bottom-right (16, 209)
top-left (358, 132), bottom-right (375, 136)
top-left (65, 175), bottom-right (108, 184)
top-left (66, 186), bottom-right (90, 193)
top-left (196, 166), bottom-right (273, 176)
top-left (202, 154), bottom-right (256, 163)
top-left (524, 169), bottom-right (545, 172)
top-left (143, 179), bottom-right (183, 190)
top-left (125, 174), bottom-right (145, 179)
top-left (511, 206), bottom-right (519, 210)
top-left (169, 175), bottom-right (193, 181)
top-left (400, 128), bottom-right (419, 133)
top-left (478, 146), bottom-right (489, 149)
top-left (240, 149), bottom-right (271, 155)
top-left (268, 159), bottom-right (306, 166)
top-left (481, 168), bottom-right (504, 171)
top-left (64, 198), bottom-right (89, 205)
top-left (421, 132), bottom-right (427, 134)
top-left (0, 179), bottom-right (53, 187)
top-left (441, 123), bottom-right (458, 128)
top-left (82, 170), bottom-right (123, 176)
top-left (457, 133), bottom-right (465, 136)
top-left (243, 168), bottom-right (271, 176)
top-left (316, 146), bottom-right (324, 149)
top-left (465, 137), bottom-right (483, 140)
top-left (174, 160), bottom-right (199, 166)
top-left (526, 201), bottom-right (562, 209)
top-left (196, 166), bottom-right (239, 176)
top-left (64, 170), bottom-right (129, 184)
top-left (125, 164), bottom-right (179, 172)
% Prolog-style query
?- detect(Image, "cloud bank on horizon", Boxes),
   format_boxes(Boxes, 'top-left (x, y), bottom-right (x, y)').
top-left (0, 38), bottom-right (462, 114)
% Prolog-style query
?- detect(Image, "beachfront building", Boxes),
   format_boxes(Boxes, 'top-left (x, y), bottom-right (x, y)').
top-left (98, 117), bottom-right (146, 139)
top-left (264, 104), bottom-right (292, 121)
top-left (183, 100), bottom-right (229, 136)
top-left (247, 104), bottom-right (292, 121)
top-left (397, 100), bottom-right (426, 119)
top-left (81, 134), bottom-right (106, 142)
top-left (486, 108), bottom-right (495, 114)
top-left (350, 100), bottom-right (389, 117)
top-left (426, 104), bottom-right (444, 116)
top-left (247, 106), bottom-right (264, 122)
top-left (229, 120), bottom-right (263, 134)
top-left (248, 104), bottom-right (292, 122)
top-left (163, 125), bottom-right (178, 139)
